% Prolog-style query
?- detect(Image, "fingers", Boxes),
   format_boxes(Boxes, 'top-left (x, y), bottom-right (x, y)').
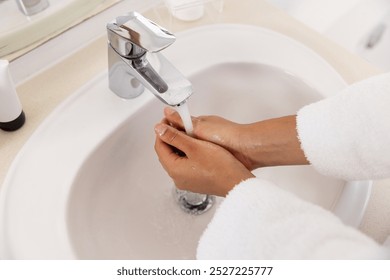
top-left (154, 123), bottom-right (195, 156)
top-left (154, 122), bottom-right (197, 178)
top-left (163, 107), bottom-right (181, 125)
top-left (154, 133), bottom-right (182, 174)
top-left (164, 107), bottom-right (196, 130)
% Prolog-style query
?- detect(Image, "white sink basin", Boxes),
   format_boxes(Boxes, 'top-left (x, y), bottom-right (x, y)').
top-left (0, 24), bottom-right (371, 259)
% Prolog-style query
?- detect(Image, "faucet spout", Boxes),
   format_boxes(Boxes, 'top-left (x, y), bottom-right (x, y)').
top-left (107, 12), bottom-right (193, 106)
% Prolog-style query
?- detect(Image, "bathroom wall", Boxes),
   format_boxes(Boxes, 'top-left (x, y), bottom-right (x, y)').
top-left (268, 0), bottom-right (390, 71)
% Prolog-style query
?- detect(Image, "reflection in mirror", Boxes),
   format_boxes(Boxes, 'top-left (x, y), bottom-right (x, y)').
top-left (0, 0), bottom-right (118, 59)
top-left (15, 0), bottom-right (50, 16)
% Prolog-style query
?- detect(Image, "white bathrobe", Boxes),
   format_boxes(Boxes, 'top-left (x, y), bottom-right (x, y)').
top-left (197, 73), bottom-right (390, 259)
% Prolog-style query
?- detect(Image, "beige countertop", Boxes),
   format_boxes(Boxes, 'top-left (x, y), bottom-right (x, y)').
top-left (1, 0), bottom-right (389, 243)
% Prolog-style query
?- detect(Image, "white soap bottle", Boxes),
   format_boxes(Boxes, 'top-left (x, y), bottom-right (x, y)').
top-left (0, 60), bottom-right (25, 131)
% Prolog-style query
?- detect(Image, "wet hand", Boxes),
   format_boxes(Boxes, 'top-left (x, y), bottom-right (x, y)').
top-left (162, 107), bottom-right (256, 169)
top-left (154, 122), bottom-right (254, 197)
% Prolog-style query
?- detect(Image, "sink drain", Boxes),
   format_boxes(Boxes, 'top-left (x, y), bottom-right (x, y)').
top-left (175, 189), bottom-right (215, 215)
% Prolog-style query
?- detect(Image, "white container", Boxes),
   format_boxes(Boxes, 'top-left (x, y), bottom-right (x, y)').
top-left (164, 0), bottom-right (205, 21)
top-left (0, 60), bottom-right (25, 131)
top-left (158, 0), bottom-right (224, 31)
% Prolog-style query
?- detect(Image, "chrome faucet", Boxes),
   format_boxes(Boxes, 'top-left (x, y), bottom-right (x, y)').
top-left (107, 12), bottom-right (193, 106)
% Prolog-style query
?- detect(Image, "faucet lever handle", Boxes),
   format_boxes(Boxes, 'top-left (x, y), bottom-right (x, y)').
top-left (107, 11), bottom-right (176, 57)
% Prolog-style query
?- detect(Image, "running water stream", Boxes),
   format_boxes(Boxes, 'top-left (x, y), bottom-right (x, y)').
top-left (174, 101), bottom-right (193, 136)
top-left (173, 101), bottom-right (214, 215)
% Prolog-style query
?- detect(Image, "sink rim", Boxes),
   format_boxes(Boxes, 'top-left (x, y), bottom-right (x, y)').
top-left (0, 23), bottom-right (371, 259)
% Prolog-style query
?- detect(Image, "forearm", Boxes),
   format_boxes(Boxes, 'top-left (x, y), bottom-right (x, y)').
top-left (163, 107), bottom-right (308, 170)
top-left (241, 115), bottom-right (308, 169)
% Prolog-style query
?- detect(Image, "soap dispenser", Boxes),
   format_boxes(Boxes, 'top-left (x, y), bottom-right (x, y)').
top-left (0, 60), bottom-right (25, 131)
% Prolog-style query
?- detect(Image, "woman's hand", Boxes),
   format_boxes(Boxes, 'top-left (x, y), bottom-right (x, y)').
top-left (162, 107), bottom-right (255, 169)
top-left (163, 107), bottom-right (309, 170)
top-left (154, 121), bottom-right (254, 197)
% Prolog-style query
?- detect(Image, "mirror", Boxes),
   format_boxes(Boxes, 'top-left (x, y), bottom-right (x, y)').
top-left (0, 0), bottom-right (120, 60)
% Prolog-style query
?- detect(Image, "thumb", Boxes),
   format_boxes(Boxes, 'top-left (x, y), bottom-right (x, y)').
top-left (154, 123), bottom-right (195, 155)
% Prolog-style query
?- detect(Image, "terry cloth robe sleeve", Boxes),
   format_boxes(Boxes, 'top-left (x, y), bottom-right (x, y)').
top-left (197, 178), bottom-right (389, 259)
top-left (296, 73), bottom-right (390, 180)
